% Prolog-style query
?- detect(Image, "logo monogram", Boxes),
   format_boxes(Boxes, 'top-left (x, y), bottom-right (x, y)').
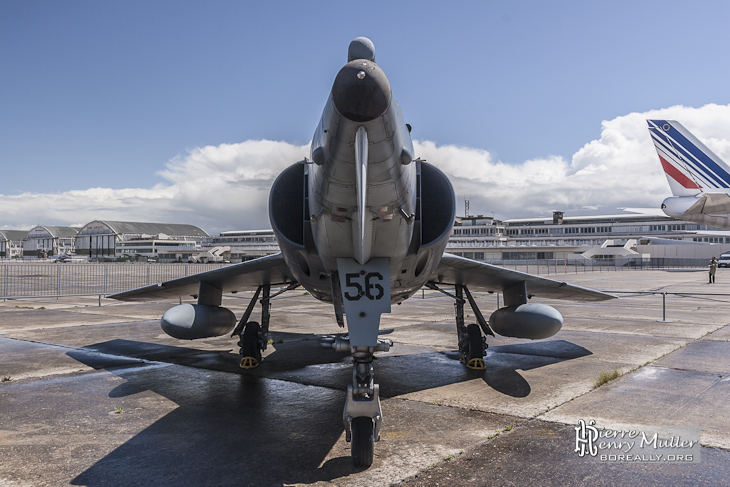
top-left (575, 419), bottom-right (598, 457)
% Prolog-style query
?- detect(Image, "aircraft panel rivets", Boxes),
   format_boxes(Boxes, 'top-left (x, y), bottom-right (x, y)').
top-left (360, 312), bottom-right (366, 317)
top-left (357, 71), bottom-right (366, 79)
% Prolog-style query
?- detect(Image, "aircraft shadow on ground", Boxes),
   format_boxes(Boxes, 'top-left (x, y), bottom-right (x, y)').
top-left (66, 335), bottom-right (590, 485)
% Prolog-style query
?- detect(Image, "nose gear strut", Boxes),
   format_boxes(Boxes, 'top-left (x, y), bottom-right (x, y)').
top-left (344, 346), bottom-right (382, 467)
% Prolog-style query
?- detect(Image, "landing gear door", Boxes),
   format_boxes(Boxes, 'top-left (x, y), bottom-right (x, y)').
top-left (336, 257), bottom-right (391, 347)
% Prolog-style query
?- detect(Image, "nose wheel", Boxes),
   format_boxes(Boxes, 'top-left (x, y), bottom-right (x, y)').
top-left (344, 348), bottom-right (382, 467)
top-left (350, 416), bottom-right (375, 467)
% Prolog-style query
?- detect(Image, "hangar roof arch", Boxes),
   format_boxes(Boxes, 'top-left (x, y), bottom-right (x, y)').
top-left (77, 221), bottom-right (209, 239)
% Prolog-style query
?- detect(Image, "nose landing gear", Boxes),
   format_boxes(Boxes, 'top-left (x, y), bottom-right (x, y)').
top-left (344, 348), bottom-right (382, 467)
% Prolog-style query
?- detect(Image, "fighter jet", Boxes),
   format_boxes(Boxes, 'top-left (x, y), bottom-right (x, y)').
top-left (111, 37), bottom-right (615, 467)
top-left (648, 119), bottom-right (730, 230)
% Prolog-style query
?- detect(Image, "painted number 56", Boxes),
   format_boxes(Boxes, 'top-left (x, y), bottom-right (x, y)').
top-left (344, 272), bottom-right (384, 301)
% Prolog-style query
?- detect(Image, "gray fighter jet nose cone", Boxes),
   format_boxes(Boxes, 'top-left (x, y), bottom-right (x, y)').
top-left (348, 37), bottom-right (375, 62)
top-left (332, 59), bottom-right (391, 122)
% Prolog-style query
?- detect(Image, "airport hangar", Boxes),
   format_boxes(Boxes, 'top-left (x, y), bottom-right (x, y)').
top-left (20, 226), bottom-right (81, 258)
top-left (1, 222), bottom-right (209, 261)
top-left (73, 221), bottom-right (209, 261)
top-left (0, 230), bottom-right (28, 259)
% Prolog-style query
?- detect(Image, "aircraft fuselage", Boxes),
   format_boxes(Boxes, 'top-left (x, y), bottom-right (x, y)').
top-left (662, 195), bottom-right (730, 230)
top-left (269, 40), bottom-right (454, 306)
top-left (309, 66), bottom-right (416, 271)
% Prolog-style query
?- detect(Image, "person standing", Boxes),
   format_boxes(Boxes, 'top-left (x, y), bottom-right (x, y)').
top-left (709, 256), bottom-right (719, 284)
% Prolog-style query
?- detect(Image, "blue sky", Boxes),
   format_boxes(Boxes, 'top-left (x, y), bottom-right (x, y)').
top-left (3, 1), bottom-right (730, 233)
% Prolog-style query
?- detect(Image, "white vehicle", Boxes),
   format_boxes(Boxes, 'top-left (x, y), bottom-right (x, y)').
top-left (718, 252), bottom-right (730, 268)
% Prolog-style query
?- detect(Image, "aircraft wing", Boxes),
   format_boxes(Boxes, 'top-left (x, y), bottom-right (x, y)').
top-left (109, 253), bottom-right (295, 301)
top-left (431, 253), bottom-right (616, 302)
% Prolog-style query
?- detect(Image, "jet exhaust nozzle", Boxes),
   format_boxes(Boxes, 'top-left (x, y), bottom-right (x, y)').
top-left (332, 59), bottom-right (391, 123)
top-left (161, 303), bottom-right (236, 340)
top-left (489, 303), bottom-right (563, 339)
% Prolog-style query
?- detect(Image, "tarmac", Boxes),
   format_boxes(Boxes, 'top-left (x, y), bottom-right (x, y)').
top-left (0, 268), bottom-right (728, 486)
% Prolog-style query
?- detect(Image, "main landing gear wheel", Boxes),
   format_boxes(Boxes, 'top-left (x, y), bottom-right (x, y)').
top-left (351, 416), bottom-right (375, 467)
top-left (464, 323), bottom-right (486, 370)
top-left (239, 321), bottom-right (262, 369)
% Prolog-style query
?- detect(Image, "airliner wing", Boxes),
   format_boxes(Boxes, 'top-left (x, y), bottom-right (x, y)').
top-left (432, 253), bottom-right (616, 302)
top-left (109, 253), bottom-right (295, 301)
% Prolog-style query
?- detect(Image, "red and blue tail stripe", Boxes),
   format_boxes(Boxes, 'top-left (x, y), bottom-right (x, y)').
top-left (647, 119), bottom-right (730, 191)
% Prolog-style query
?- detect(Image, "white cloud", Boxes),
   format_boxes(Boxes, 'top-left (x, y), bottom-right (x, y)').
top-left (0, 140), bottom-right (308, 235)
top-left (416, 103), bottom-right (730, 219)
top-left (2, 104), bottom-right (730, 233)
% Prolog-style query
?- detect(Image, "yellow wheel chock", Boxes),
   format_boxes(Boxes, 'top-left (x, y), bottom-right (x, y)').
top-left (465, 357), bottom-right (486, 370)
top-left (240, 356), bottom-right (260, 369)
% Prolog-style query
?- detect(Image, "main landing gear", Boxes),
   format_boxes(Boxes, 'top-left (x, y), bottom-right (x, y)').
top-left (427, 282), bottom-right (494, 370)
top-left (463, 323), bottom-right (486, 369)
top-left (239, 321), bottom-right (262, 369)
top-left (232, 283), bottom-right (298, 369)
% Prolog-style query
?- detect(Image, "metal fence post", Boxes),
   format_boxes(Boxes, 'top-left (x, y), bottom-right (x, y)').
top-left (657, 292), bottom-right (672, 323)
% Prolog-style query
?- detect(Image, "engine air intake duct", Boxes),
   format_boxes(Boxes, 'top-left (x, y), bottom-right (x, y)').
top-left (161, 304), bottom-right (237, 340)
top-left (269, 163), bottom-right (305, 246)
top-left (488, 303), bottom-right (563, 339)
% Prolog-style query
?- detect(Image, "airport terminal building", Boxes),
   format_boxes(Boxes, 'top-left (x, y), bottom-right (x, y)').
top-left (448, 211), bottom-right (730, 264)
top-left (204, 211), bottom-right (730, 265)
top-left (204, 230), bottom-right (280, 262)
